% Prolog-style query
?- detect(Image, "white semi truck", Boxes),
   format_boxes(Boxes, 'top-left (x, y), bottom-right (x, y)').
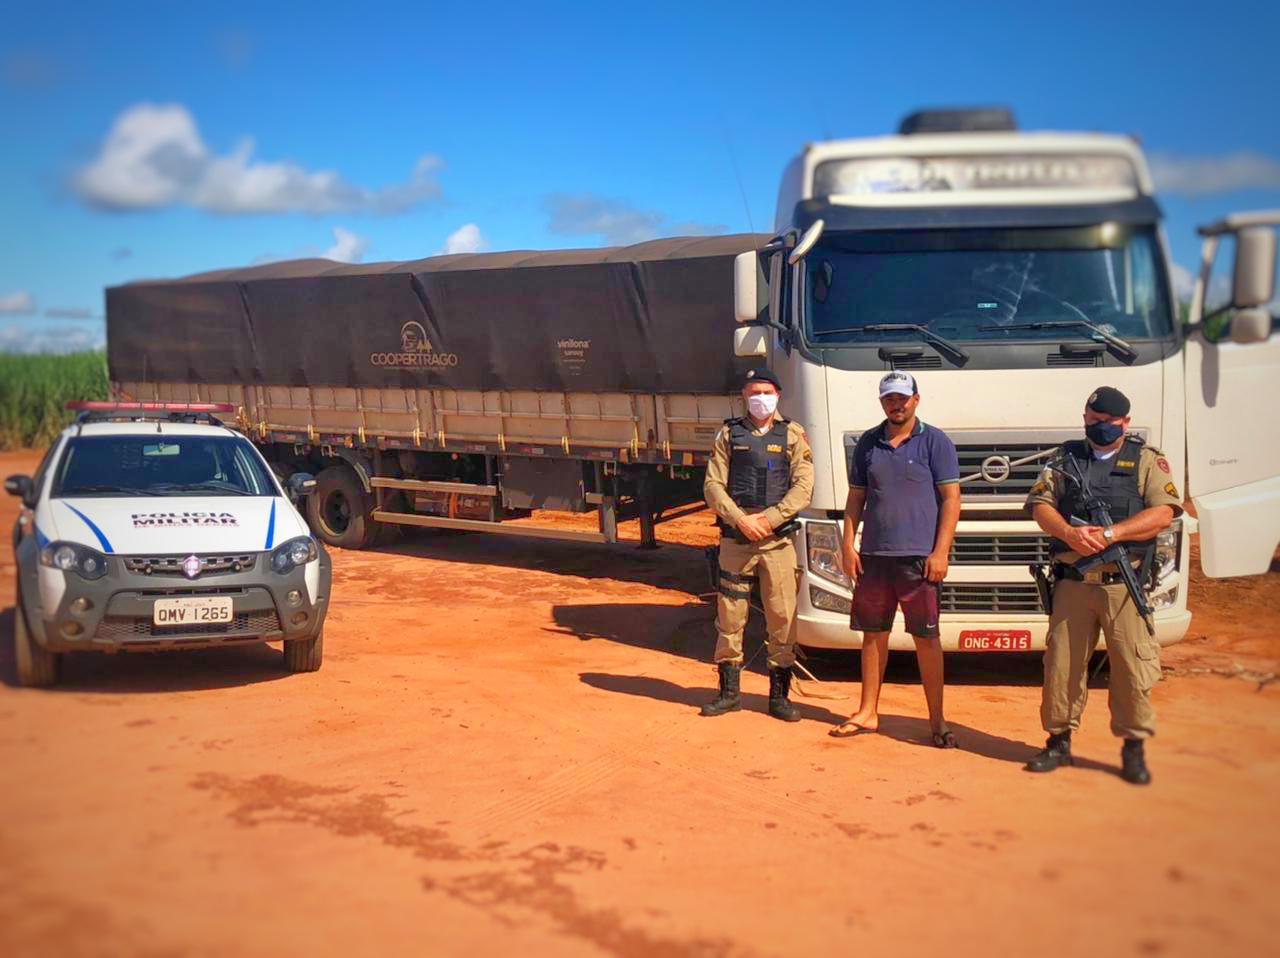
top-left (732, 108), bottom-right (1279, 651)
top-left (106, 108), bottom-right (1279, 655)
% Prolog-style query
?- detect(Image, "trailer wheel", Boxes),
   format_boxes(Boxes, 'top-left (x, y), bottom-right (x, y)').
top-left (307, 465), bottom-right (379, 549)
top-left (283, 629), bottom-right (323, 672)
top-left (13, 591), bottom-right (60, 687)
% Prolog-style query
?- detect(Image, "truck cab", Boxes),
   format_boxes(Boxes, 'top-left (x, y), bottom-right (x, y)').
top-left (734, 109), bottom-right (1280, 651)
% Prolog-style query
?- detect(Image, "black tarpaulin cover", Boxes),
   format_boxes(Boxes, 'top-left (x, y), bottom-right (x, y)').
top-left (107, 234), bottom-right (770, 394)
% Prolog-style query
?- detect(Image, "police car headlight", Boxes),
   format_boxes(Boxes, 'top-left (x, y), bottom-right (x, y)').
top-left (40, 541), bottom-right (109, 580)
top-left (806, 522), bottom-right (851, 591)
top-left (270, 536), bottom-right (318, 574)
top-left (1154, 522), bottom-right (1181, 582)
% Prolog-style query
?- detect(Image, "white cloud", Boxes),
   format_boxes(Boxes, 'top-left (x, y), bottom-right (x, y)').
top-left (0, 323), bottom-right (104, 355)
top-left (74, 103), bottom-right (443, 215)
top-left (1169, 261), bottom-right (1232, 306)
top-left (546, 194), bottom-right (725, 246)
top-left (1150, 151), bottom-right (1280, 197)
top-left (441, 223), bottom-right (487, 254)
top-left (1170, 262), bottom-right (1195, 302)
top-left (0, 291), bottom-right (36, 315)
top-left (322, 227), bottom-right (369, 263)
top-left (44, 307), bottom-right (96, 320)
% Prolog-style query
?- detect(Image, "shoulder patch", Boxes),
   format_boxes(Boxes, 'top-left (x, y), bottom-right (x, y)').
top-left (1155, 456), bottom-right (1171, 473)
top-left (1164, 481), bottom-right (1179, 498)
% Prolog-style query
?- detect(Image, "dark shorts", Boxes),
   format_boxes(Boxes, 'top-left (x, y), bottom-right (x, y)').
top-left (851, 555), bottom-right (940, 639)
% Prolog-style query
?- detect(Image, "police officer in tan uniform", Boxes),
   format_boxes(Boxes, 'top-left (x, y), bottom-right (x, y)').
top-left (1025, 387), bottom-right (1182, 785)
top-left (701, 368), bottom-right (814, 721)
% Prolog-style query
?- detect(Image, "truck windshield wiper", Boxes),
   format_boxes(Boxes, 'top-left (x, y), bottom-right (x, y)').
top-left (980, 320), bottom-right (1138, 362)
top-left (812, 323), bottom-right (970, 365)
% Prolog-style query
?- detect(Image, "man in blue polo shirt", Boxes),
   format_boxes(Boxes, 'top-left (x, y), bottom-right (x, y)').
top-left (831, 371), bottom-right (962, 747)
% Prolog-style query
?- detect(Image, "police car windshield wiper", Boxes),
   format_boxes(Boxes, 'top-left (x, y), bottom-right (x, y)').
top-left (979, 319), bottom-right (1138, 362)
top-left (149, 481), bottom-right (255, 496)
top-left (812, 323), bottom-right (969, 365)
top-left (60, 484), bottom-right (161, 496)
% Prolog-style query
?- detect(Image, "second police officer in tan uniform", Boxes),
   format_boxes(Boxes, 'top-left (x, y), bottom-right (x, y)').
top-left (701, 368), bottom-right (814, 721)
top-left (1024, 387), bottom-right (1182, 785)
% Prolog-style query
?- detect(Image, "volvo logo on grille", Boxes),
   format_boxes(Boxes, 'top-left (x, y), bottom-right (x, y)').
top-left (182, 555), bottom-right (202, 579)
top-left (980, 455), bottom-right (1013, 484)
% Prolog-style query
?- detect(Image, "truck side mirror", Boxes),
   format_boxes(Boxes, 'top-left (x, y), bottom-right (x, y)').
top-left (734, 251), bottom-right (767, 323)
top-left (1232, 226), bottom-right (1277, 308)
top-left (287, 472), bottom-right (317, 499)
top-left (1228, 308), bottom-right (1272, 345)
top-left (733, 326), bottom-right (769, 358)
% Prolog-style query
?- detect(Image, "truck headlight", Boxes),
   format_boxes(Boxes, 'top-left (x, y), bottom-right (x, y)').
top-left (270, 536), bottom-right (318, 574)
top-left (1153, 522), bottom-right (1181, 582)
top-left (1148, 521), bottom-right (1182, 610)
top-left (806, 522), bottom-right (851, 591)
top-left (39, 541), bottom-right (108, 580)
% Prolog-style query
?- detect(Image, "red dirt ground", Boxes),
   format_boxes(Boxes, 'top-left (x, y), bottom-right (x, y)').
top-left (1, 449), bottom-right (1276, 958)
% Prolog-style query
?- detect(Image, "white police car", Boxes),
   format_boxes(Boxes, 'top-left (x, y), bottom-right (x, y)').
top-left (5, 402), bottom-right (331, 686)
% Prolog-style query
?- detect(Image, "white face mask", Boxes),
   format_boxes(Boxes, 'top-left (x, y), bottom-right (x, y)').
top-left (747, 393), bottom-right (779, 420)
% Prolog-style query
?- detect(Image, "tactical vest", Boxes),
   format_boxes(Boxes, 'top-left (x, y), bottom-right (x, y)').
top-left (724, 416), bottom-right (792, 518)
top-left (1049, 437), bottom-right (1156, 562)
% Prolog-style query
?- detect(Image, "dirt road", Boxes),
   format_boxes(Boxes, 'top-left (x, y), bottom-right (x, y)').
top-left (1, 449), bottom-right (1277, 958)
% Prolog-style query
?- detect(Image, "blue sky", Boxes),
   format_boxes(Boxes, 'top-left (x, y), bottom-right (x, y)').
top-left (2, 0), bottom-right (1278, 352)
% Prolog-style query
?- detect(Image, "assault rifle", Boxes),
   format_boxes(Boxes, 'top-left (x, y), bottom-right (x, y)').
top-left (1047, 454), bottom-right (1156, 636)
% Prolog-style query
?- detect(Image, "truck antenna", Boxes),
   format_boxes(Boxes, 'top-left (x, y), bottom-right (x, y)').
top-left (724, 133), bottom-right (755, 234)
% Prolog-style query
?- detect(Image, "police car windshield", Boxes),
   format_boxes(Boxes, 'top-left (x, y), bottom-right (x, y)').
top-left (805, 225), bottom-right (1174, 345)
top-left (52, 436), bottom-right (276, 498)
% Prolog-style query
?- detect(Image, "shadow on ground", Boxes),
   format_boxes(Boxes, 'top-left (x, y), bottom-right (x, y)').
top-left (365, 527), bottom-right (713, 595)
top-left (0, 605), bottom-right (295, 693)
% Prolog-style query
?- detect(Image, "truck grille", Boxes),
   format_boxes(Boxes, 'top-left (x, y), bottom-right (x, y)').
top-left (949, 535), bottom-right (1052, 565)
top-left (954, 442), bottom-right (1059, 498)
top-left (940, 582), bottom-right (1044, 614)
top-left (123, 554), bottom-right (257, 576)
top-left (96, 610), bottom-right (281, 640)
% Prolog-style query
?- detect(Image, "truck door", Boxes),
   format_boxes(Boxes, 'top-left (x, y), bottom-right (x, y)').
top-left (1185, 218), bottom-right (1280, 577)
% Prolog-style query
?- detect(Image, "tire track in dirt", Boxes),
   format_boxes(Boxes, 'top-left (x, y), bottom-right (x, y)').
top-left (191, 771), bottom-right (750, 958)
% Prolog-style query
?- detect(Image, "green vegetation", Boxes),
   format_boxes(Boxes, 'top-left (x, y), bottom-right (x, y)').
top-left (0, 351), bottom-right (109, 450)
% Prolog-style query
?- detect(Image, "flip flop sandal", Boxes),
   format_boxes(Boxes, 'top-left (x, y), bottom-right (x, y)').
top-left (829, 721), bottom-right (875, 739)
top-left (931, 729), bottom-right (959, 749)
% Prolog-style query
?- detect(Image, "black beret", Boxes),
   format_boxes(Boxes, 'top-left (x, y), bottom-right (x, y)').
top-left (743, 367), bottom-right (782, 390)
top-left (1087, 386), bottom-right (1131, 417)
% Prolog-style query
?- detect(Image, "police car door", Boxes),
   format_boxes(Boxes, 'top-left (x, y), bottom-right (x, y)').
top-left (1184, 214), bottom-right (1280, 577)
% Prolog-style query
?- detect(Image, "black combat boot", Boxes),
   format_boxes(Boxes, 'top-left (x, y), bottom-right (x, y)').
top-left (1024, 732), bottom-right (1073, 773)
top-left (1120, 739), bottom-right (1152, 785)
top-left (700, 663), bottom-right (742, 716)
top-left (768, 667), bottom-right (802, 722)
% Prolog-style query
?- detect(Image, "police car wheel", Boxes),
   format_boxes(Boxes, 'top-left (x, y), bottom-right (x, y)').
top-left (307, 466), bottom-right (378, 549)
top-left (283, 629), bottom-right (324, 673)
top-left (13, 591), bottom-right (60, 687)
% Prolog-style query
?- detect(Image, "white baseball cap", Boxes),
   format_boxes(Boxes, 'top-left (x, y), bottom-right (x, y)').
top-left (878, 370), bottom-right (917, 398)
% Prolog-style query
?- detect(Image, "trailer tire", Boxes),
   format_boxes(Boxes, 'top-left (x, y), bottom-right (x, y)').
top-left (14, 592), bottom-right (60, 687)
top-left (283, 629), bottom-right (323, 673)
top-left (307, 465), bottom-right (379, 549)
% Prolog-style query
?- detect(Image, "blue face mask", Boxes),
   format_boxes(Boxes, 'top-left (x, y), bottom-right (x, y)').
top-left (1085, 421), bottom-right (1125, 446)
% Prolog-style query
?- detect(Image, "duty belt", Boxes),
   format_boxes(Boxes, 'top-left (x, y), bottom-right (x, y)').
top-left (1053, 562), bottom-right (1129, 586)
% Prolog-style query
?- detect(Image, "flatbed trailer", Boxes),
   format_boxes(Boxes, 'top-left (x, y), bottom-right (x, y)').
top-left (107, 235), bottom-right (769, 549)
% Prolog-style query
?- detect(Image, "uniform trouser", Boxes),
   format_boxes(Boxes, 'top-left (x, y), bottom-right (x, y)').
top-left (1041, 578), bottom-right (1162, 741)
top-left (714, 535), bottom-right (799, 669)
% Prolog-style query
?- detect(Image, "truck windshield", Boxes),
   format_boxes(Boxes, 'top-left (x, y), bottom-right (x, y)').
top-left (804, 225), bottom-right (1174, 345)
top-left (52, 436), bottom-right (277, 498)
